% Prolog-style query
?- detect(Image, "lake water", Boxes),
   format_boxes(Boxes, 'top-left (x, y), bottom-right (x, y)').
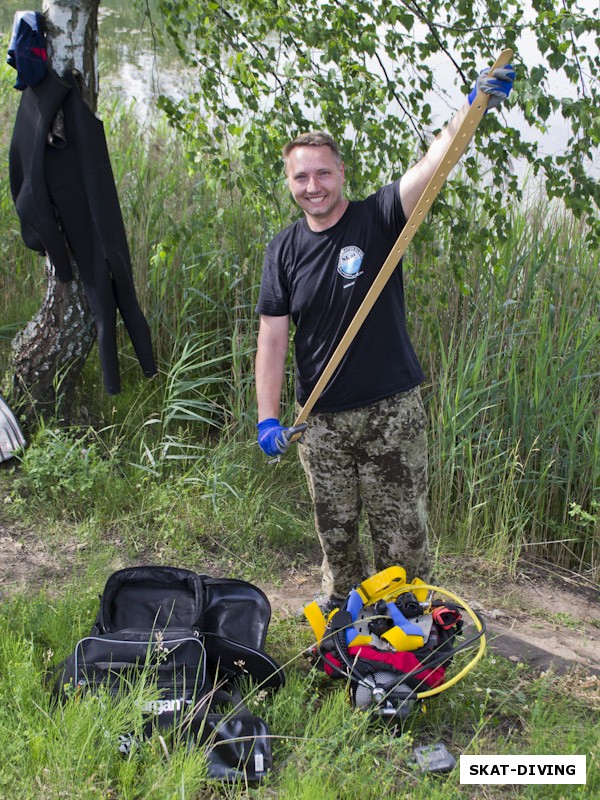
top-left (2, 1), bottom-right (598, 179)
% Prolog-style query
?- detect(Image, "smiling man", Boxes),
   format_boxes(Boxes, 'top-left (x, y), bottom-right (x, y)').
top-left (284, 139), bottom-right (349, 230)
top-left (254, 64), bottom-right (515, 612)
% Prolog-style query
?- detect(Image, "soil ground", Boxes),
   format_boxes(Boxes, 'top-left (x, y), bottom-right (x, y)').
top-left (1, 517), bottom-right (599, 677)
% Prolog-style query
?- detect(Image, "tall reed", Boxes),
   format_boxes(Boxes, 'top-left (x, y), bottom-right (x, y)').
top-left (1, 83), bottom-right (597, 576)
top-left (420, 205), bottom-right (599, 575)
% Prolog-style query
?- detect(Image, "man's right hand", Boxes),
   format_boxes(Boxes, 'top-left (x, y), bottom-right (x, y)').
top-left (257, 419), bottom-right (307, 458)
top-left (257, 418), bottom-right (290, 457)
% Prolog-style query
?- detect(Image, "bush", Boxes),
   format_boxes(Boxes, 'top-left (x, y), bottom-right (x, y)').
top-left (15, 426), bottom-right (112, 505)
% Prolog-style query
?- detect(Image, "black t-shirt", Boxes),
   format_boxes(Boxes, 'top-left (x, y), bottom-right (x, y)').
top-left (256, 180), bottom-right (424, 412)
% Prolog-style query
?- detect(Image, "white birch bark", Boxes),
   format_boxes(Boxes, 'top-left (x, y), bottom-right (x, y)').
top-left (9, 0), bottom-right (100, 416)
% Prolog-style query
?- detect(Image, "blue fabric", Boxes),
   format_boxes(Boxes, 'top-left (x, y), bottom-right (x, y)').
top-left (257, 418), bottom-right (287, 457)
top-left (344, 589), bottom-right (364, 644)
top-left (386, 601), bottom-right (424, 639)
top-left (7, 12), bottom-right (47, 90)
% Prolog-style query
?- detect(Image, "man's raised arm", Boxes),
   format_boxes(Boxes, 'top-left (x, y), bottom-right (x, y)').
top-left (400, 65), bottom-right (515, 217)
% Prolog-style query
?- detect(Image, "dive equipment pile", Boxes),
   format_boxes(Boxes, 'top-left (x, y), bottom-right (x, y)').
top-left (304, 566), bottom-right (486, 719)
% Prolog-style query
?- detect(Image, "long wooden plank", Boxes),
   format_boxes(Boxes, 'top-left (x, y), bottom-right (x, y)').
top-left (292, 49), bottom-right (514, 431)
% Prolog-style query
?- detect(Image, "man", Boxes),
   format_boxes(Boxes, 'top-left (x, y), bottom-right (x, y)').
top-left (255, 65), bottom-right (515, 611)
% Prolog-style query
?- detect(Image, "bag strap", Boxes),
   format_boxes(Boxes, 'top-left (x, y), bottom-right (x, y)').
top-left (202, 631), bottom-right (285, 690)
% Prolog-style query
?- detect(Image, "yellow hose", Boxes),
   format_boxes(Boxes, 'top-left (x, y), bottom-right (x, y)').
top-left (402, 583), bottom-right (487, 699)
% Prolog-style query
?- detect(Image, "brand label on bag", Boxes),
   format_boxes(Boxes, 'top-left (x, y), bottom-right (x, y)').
top-left (254, 753), bottom-right (265, 773)
top-left (138, 697), bottom-right (193, 715)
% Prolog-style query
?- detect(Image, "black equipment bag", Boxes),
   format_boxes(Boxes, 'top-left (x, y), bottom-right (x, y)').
top-left (51, 565), bottom-right (283, 783)
top-left (90, 566), bottom-right (204, 635)
top-left (53, 628), bottom-right (207, 731)
top-left (189, 690), bottom-right (273, 783)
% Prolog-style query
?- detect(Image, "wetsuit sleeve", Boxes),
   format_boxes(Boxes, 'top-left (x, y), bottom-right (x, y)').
top-left (255, 239), bottom-right (290, 316)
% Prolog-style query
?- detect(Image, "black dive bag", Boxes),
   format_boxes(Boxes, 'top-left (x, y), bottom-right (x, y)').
top-left (52, 566), bottom-right (283, 782)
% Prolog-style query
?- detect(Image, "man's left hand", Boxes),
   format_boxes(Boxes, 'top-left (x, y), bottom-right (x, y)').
top-left (468, 65), bottom-right (515, 109)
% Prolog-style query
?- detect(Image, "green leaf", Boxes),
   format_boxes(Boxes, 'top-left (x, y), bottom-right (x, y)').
top-left (149, 0), bottom-right (599, 248)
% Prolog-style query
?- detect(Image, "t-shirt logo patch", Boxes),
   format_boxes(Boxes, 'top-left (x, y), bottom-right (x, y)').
top-left (337, 246), bottom-right (364, 280)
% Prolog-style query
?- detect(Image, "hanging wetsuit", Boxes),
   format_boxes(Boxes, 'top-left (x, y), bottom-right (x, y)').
top-left (8, 66), bottom-right (72, 279)
top-left (8, 68), bottom-right (157, 394)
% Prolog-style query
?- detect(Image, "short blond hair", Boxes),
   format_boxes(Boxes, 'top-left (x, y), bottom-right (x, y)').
top-left (282, 131), bottom-right (343, 168)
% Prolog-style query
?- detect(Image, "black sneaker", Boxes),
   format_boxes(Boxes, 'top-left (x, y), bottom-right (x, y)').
top-left (296, 593), bottom-right (345, 620)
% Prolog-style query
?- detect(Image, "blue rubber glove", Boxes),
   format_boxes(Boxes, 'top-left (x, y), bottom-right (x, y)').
top-left (468, 65), bottom-right (515, 110)
top-left (257, 418), bottom-right (290, 457)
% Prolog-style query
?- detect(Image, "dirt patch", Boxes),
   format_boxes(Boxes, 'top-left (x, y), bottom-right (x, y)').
top-left (1, 513), bottom-right (598, 676)
top-left (0, 523), bottom-right (68, 591)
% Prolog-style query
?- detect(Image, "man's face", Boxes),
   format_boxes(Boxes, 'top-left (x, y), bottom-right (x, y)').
top-left (285, 146), bottom-right (346, 231)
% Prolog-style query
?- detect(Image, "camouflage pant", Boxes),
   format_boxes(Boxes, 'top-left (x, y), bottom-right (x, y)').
top-left (298, 387), bottom-right (430, 597)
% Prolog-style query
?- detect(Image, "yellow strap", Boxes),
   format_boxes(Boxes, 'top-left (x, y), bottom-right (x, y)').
top-left (355, 566), bottom-right (407, 604)
top-left (291, 49), bottom-right (514, 429)
top-left (381, 626), bottom-right (424, 652)
top-left (303, 600), bottom-right (327, 641)
top-left (348, 634), bottom-right (372, 647)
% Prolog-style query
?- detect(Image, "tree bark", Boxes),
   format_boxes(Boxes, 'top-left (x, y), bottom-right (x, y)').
top-left (8, 0), bottom-right (100, 418)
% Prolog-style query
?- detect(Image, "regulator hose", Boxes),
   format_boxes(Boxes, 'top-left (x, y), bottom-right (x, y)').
top-left (320, 584), bottom-right (487, 701)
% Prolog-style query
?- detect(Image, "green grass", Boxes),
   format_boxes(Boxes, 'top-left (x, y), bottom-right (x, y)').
top-left (0, 588), bottom-right (597, 800)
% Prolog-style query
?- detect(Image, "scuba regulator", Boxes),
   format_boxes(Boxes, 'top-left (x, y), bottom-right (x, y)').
top-left (304, 566), bottom-right (486, 721)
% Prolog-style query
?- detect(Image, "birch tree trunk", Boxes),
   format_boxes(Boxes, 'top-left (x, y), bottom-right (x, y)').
top-left (8, 0), bottom-right (100, 417)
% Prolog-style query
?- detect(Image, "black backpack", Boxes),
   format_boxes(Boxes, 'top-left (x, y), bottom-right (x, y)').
top-left (52, 566), bottom-right (284, 782)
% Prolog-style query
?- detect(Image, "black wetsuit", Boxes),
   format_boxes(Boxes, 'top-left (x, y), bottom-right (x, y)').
top-left (9, 69), bottom-right (157, 394)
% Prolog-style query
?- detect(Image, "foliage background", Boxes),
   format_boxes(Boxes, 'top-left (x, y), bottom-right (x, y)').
top-left (0, 2), bottom-right (599, 797)
top-left (153, 0), bottom-right (599, 245)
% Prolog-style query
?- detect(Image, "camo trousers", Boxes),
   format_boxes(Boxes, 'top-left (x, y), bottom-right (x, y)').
top-left (298, 386), bottom-right (430, 597)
